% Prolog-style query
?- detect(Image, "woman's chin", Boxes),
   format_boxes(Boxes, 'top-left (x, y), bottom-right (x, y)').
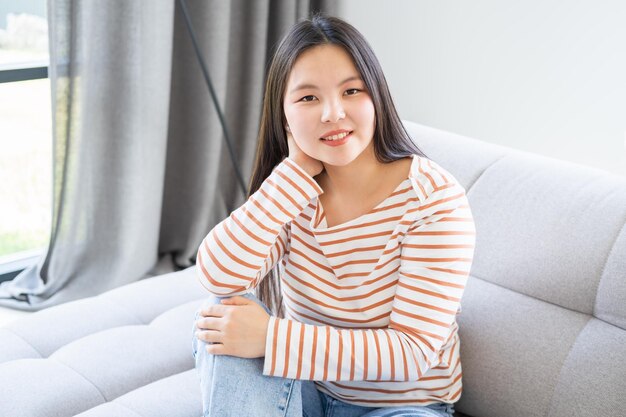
top-left (320, 150), bottom-right (367, 168)
top-left (320, 158), bottom-right (354, 168)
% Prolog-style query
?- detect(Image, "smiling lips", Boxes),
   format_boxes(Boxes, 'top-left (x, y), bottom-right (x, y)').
top-left (321, 129), bottom-right (352, 141)
top-left (320, 130), bottom-right (352, 147)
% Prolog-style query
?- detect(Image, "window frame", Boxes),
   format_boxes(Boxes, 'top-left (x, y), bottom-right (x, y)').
top-left (0, 64), bottom-right (48, 83)
top-left (0, 250), bottom-right (43, 282)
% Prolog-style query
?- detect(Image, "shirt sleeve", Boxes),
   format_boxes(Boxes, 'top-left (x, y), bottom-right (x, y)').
top-left (262, 179), bottom-right (475, 381)
top-left (196, 158), bottom-right (323, 296)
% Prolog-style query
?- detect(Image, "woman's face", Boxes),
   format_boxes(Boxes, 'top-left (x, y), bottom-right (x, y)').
top-left (283, 44), bottom-right (376, 167)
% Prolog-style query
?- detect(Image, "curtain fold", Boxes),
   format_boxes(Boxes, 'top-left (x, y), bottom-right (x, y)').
top-left (0, 0), bottom-right (335, 310)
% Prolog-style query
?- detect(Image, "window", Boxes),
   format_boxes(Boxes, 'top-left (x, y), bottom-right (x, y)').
top-left (0, 2), bottom-right (51, 281)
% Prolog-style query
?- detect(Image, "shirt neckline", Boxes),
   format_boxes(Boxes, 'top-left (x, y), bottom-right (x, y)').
top-left (310, 156), bottom-right (416, 232)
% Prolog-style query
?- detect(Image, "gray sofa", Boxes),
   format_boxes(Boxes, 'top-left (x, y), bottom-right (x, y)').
top-left (1, 121), bottom-right (625, 417)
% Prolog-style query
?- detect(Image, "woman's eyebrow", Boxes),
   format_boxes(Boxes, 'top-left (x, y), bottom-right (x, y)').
top-left (289, 75), bottom-right (362, 94)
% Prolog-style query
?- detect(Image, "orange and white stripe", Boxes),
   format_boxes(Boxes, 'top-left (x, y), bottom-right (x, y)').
top-left (197, 155), bottom-right (475, 407)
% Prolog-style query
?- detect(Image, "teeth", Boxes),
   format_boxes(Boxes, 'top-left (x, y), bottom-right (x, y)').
top-left (323, 131), bottom-right (350, 141)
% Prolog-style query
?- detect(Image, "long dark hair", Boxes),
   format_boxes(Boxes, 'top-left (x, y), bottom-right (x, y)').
top-left (248, 14), bottom-right (426, 316)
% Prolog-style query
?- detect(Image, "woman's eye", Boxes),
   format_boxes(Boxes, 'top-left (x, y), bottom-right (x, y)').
top-left (345, 88), bottom-right (360, 96)
top-left (299, 95), bottom-right (316, 102)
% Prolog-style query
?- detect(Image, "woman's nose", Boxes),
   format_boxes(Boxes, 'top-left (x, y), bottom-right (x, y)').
top-left (321, 100), bottom-right (346, 123)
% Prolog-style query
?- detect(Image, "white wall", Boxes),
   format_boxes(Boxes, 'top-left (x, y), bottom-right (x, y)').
top-left (336, 0), bottom-right (626, 176)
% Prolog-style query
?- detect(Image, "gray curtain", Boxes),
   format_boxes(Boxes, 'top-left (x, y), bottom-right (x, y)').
top-left (0, 0), bottom-right (335, 310)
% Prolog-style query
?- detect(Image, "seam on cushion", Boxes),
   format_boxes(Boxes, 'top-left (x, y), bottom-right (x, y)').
top-left (98, 297), bottom-right (147, 325)
top-left (106, 295), bottom-right (207, 327)
top-left (114, 369), bottom-right (197, 406)
top-left (545, 316), bottom-right (594, 417)
top-left (147, 297), bottom-right (207, 326)
top-left (81, 401), bottom-right (145, 417)
top-left (111, 371), bottom-right (200, 417)
top-left (466, 274), bottom-right (596, 417)
top-left (470, 274), bottom-right (626, 334)
top-left (465, 153), bottom-right (508, 196)
top-left (593, 218), bottom-right (626, 321)
top-left (49, 356), bottom-right (108, 402)
top-left (467, 274), bottom-right (591, 318)
top-left (107, 402), bottom-right (145, 417)
top-left (3, 327), bottom-right (45, 358)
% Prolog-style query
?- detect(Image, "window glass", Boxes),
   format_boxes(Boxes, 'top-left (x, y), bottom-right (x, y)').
top-left (0, 0), bottom-right (51, 261)
top-left (0, 78), bottom-right (52, 259)
top-left (0, 0), bottom-right (48, 69)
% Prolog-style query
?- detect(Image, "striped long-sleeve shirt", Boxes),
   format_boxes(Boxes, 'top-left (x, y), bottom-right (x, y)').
top-left (197, 155), bottom-right (476, 407)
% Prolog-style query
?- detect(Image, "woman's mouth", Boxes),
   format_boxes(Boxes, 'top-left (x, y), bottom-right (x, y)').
top-left (320, 131), bottom-right (352, 146)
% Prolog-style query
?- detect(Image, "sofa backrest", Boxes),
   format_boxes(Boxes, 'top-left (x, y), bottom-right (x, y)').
top-left (405, 121), bottom-right (626, 417)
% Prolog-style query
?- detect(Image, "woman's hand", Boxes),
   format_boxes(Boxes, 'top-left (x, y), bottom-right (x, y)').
top-left (287, 130), bottom-right (324, 177)
top-left (195, 296), bottom-right (270, 358)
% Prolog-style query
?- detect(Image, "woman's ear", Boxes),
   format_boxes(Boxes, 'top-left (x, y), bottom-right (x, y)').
top-left (285, 125), bottom-right (291, 132)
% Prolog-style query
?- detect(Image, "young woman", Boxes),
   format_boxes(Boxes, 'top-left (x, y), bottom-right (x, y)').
top-left (193, 14), bottom-right (475, 417)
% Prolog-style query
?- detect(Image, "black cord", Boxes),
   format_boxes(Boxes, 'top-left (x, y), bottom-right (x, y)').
top-left (177, 0), bottom-right (248, 197)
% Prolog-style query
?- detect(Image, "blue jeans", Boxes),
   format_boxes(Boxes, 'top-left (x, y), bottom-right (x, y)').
top-left (192, 293), bottom-right (455, 417)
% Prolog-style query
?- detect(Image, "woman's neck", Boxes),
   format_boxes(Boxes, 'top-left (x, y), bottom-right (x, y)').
top-left (317, 145), bottom-right (385, 197)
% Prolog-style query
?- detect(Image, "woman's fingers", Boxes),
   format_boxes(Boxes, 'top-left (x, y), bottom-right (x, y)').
top-left (286, 131), bottom-right (324, 177)
top-left (195, 301), bottom-right (270, 358)
top-left (196, 310), bottom-right (225, 345)
top-left (200, 304), bottom-right (227, 318)
top-left (196, 316), bottom-right (222, 331)
top-left (205, 343), bottom-right (227, 355)
top-left (196, 329), bottom-right (221, 344)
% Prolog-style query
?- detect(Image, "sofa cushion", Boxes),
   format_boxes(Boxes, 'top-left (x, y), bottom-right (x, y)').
top-left (454, 276), bottom-right (590, 417)
top-left (0, 267), bottom-right (207, 362)
top-left (595, 223), bottom-right (626, 330)
top-left (0, 358), bottom-right (105, 416)
top-left (0, 267), bottom-right (207, 416)
top-left (404, 123), bottom-right (507, 191)
top-left (466, 152), bottom-right (626, 315)
top-left (75, 370), bottom-right (201, 417)
top-left (49, 301), bottom-right (198, 400)
top-left (546, 318), bottom-right (626, 416)
top-left (404, 121), bottom-right (626, 417)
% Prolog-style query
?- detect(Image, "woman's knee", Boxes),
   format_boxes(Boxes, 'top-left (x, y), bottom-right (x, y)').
top-left (198, 291), bottom-right (270, 314)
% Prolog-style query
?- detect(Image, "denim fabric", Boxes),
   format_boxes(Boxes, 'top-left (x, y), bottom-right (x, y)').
top-left (193, 293), bottom-right (302, 417)
top-left (193, 293), bottom-right (454, 417)
top-left (301, 381), bottom-right (455, 417)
